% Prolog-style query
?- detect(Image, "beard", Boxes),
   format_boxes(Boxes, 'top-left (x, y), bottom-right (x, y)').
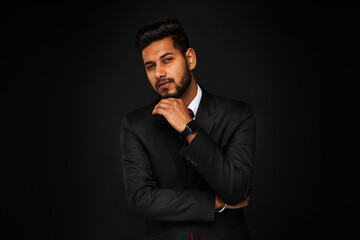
top-left (156, 62), bottom-right (192, 99)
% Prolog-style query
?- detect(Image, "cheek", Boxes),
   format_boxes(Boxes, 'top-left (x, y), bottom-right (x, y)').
top-left (170, 63), bottom-right (185, 80)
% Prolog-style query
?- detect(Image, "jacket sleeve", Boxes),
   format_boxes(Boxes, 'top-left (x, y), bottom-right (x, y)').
top-left (179, 104), bottom-right (256, 205)
top-left (120, 115), bottom-right (215, 222)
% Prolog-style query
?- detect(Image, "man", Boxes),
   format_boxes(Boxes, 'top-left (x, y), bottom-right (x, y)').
top-left (120, 19), bottom-right (255, 240)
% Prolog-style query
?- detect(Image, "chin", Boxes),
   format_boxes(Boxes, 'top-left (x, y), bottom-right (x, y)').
top-left (157, 88), bottom-right (176, 98)
top-left (159, 90), bottom-right (179, 99)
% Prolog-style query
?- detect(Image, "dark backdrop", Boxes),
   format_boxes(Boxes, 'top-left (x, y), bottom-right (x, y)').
top-left (2, 1), bottom-right (358, 239)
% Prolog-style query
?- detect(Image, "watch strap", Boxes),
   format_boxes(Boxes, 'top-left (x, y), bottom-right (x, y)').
top-left (181, 120), bottom-right (200, 138)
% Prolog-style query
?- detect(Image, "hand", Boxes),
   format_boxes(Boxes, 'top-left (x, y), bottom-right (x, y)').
top-left (215, 195), bottom-right (250, 209)
top-left (226, 195), bottom-right (250, 209)
top-left (152, 98), bottom-right (193, 133)
top-left (215, 194), bottom-right (225, 209)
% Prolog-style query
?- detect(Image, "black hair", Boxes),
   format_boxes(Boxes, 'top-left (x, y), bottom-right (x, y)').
top-left (134, 19), bottom-right (190, 55)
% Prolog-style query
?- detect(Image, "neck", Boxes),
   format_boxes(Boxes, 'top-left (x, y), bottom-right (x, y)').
top-left (181, 74), bottom-right (197, 107)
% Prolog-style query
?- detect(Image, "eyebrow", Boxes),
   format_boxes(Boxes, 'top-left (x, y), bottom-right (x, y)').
top-left (144, 52), bottom-right (175, 66)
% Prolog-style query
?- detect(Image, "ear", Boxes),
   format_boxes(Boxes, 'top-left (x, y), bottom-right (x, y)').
top-left (185, 48), bottom-right (197, 71)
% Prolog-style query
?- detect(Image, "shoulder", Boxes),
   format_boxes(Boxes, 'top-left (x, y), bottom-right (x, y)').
top-left (213, 94), bottom-right (251, 111)
top-left (209, 92), bottom-right (254, 120)
top-left (205, 93), bottom-right (256, 143)
top-left (121, 102), bottom-right (155, 130)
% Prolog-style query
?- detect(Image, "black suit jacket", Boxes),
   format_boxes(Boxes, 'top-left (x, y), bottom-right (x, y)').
top-left (120, 86), bottom-right (255, 240)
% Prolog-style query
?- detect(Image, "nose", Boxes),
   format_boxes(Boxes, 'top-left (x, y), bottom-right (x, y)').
top-left (155, 64), bottom-right (166, 79)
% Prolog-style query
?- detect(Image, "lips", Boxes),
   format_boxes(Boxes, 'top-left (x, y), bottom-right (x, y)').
top-left (160, 83), bottom-right (171, 89)
top-left (157, 80), bottom-right (172, 89)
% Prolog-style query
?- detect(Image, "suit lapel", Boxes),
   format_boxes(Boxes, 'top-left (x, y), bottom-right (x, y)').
top-left (195, 88), bottom-right (215, 136)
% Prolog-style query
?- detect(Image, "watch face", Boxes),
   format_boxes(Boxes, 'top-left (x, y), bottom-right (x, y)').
top-left (181, 120), bottom-right (200, 138)
top-left (185, 125), bottom-right (193, 133)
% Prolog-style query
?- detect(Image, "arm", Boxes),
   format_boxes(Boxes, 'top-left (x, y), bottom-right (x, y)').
top-left (152, 98), bottom-right (255, 206)
top-left (120, 116), bottom-right (215, 222)
top-left (180, 105), bottom-right (256, 205)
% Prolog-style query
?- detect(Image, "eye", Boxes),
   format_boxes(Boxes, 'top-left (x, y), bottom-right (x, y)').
top-left (146, 64), bottom-right (155, 71)
top-left (163, 57), bottom-right (173, 64)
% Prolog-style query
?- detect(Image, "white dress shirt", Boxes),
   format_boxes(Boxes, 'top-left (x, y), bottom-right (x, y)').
top-left (187, 84), bottom-right (202, 119)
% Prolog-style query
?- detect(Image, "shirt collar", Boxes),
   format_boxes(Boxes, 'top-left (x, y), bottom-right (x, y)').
top-left (187, 84), bottom-right (202, 119)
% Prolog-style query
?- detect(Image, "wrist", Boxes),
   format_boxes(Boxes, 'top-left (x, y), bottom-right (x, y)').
top-left (181, 120), bottom-right (200, 139)
top-left (215, 195), bottom-right (225, 209)
top-left (215, 203), bottom-right (227, 213)
top-left (185, 131), bottom-right (198, 143)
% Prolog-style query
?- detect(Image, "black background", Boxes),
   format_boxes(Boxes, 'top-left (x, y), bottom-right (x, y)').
top-left (2, 1), bottom-right (358, 239)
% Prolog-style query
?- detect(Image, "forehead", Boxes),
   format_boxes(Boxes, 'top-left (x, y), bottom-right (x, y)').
top-left (142, 37), bottom-right (180, 63)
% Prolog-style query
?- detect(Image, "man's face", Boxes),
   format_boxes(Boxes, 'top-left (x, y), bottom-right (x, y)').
top-left (142, 37), bottom-right (191, 99)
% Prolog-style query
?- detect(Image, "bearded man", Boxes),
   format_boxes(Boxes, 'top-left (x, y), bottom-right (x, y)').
top-left (120, 19), bottom-right (255, 240)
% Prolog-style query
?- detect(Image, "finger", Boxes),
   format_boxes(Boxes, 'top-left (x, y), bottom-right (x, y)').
top-left (154, 101), bottom-right (186, 115)
top-left (226, 203), bottom-right (247, 209)
top-left (160, 98), bottom-right (185, 108)
top-left (154, 102), bottom-right (172, 110)
top-left (152, 107), bottom-right (167, 116)
top-left (226, 198), bottom-right (250, 209)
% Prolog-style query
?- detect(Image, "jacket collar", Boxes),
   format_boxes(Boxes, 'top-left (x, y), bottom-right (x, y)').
top-left (195, 83), bottom-right (215, 136)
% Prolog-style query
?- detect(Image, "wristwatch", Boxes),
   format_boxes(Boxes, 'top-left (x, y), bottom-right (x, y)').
top-left (181, 120), bottom-right (201, 138)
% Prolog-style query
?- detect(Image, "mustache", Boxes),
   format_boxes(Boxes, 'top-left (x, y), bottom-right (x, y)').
top-left (156, 78), bottom-right (174, 88)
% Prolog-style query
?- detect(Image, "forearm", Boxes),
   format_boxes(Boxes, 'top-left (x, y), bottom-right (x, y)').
top-left (121, 116), bottom-right (215, 222)
top-left (180, 130), bottom-right (252, 205)
top-left (124, 180), bottom-right (215, 222)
